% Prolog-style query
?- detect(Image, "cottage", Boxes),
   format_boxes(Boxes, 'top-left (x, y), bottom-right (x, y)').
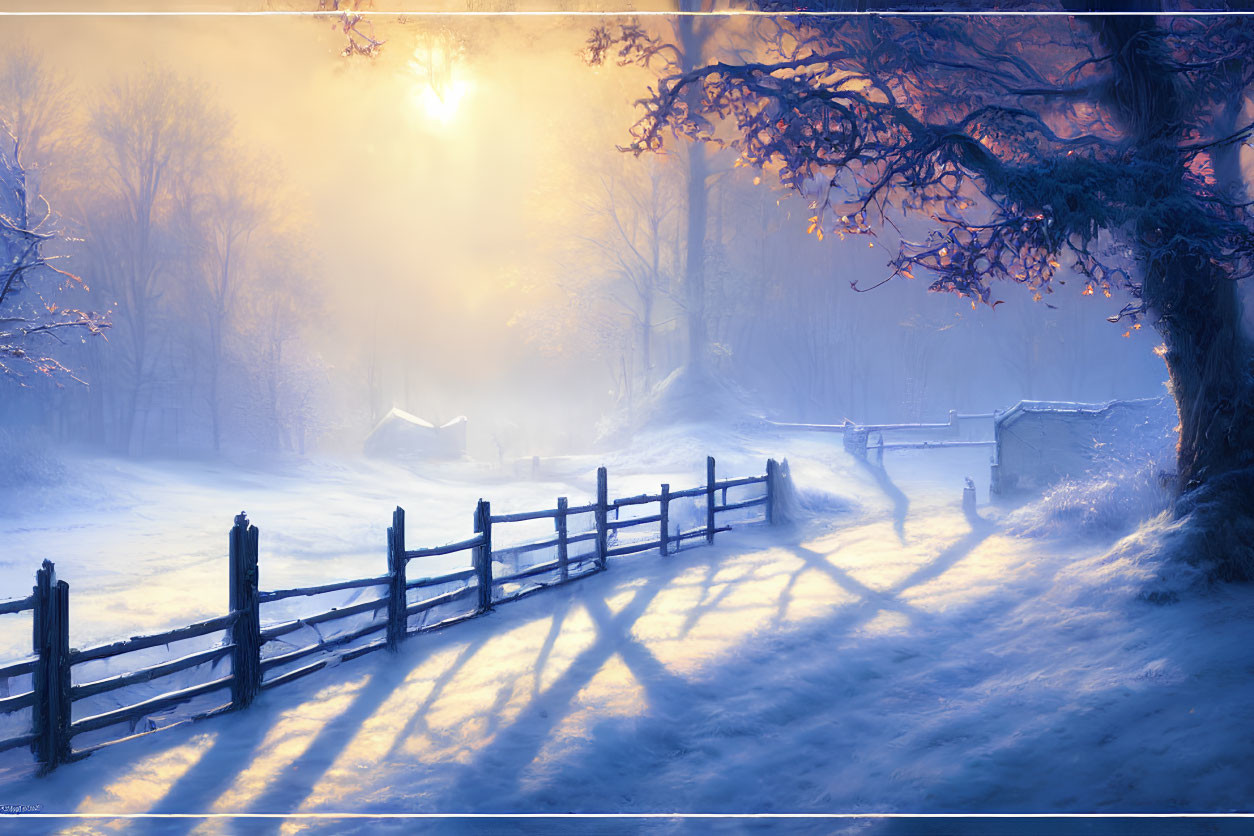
top-left (363, 408), bottom-right (466, 460)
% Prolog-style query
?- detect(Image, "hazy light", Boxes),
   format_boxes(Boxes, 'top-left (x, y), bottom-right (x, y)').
top-left (414, 76), bottom-right (473, 125)
top-left (409, 40), bottom-right (472, 128)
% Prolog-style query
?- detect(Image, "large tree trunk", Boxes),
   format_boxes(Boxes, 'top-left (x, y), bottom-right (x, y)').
top-left (207, 353), bottom-right (222, 454)
top-left (1144, 235), bottom-right (1254, 492)
top-left (1095, 10), bottom-right (1254, 577)
top-left (641, 289), bottom-right (653, 388)
top-left (684, 143), bottom-right (709, 372)
top-left (678, 0), bottom-right (708, 374)
top-left (1148, 242), bottom-right (1254, 581)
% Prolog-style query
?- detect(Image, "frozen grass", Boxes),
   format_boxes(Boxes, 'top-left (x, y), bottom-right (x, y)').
top-left (1003, 456), bottom-right (1254, 588)
top-left (596, 365), bottom-right (764, 444)
top-left (1005, 462), bottom-right (1175, 540)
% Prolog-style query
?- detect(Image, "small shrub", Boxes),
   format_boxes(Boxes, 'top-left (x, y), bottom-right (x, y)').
top-left (1008, 462), bottom-right (1174, 539)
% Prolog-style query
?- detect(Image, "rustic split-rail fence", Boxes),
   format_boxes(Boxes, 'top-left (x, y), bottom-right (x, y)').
top-left (0, 456), bottom-right (783, 775)
top-left (768, 397), bottom-right (1167, 497)
top-left (765, 410), bottom-right (999, 464)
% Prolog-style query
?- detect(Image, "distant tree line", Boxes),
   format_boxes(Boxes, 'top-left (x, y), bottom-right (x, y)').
top-left (0, 47), bottom-right (328, 457)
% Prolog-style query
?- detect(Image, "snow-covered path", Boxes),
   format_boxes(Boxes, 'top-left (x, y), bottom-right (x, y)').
top-left (4, 440), bottom-right (1254, 833)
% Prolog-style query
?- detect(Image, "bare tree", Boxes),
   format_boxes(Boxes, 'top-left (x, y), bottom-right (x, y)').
top-left (235, 236), bottom-right (323, 454)
top-left (0, 43), bottom-right (73, 173)
top-left (587, 0), bottom-right (726, 374)
top-left (85, 71), bottom-right (226, 452)
top-left (579, 155), bottom-right (680, 394)
top-left (319, 0), bottom-right (386, 57)
top-left (600, 3), bottom-right (1254, 576)
top-left (174, 150), bottom-right (268, 452)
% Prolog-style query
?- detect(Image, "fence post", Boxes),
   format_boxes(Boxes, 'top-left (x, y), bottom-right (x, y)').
top-left (556, 497), bottom-right (569, 582)
top-left (32, 560), bottom-right (69, 773)
top-left (387, 506), bottom-right (407, 652)
top-left (844, 425), bottom-right (869, 460)
top-left (706, 456), bottom-right (717, 544)
top-left (766, 459), bottom-right (779, 525)
top-left (595, 466), bottom-right (608, 570)
top-left (659, 483), bottom-right (670, 556)
top-left (229, 512), bottom-right (261, 710)
top-left (473, 500), bottom-right (493, 613)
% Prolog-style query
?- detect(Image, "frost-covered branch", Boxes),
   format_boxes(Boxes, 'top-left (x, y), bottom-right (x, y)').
top-left (0, 147), bottom-right (108, 385)
top-left (320, 0), bottom-right (385, 58)
top-left (597, 11), bottom-right (1254, 334)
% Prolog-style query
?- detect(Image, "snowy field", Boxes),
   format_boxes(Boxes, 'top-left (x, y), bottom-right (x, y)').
top-left (0, 427), bottom-right (1252, 833)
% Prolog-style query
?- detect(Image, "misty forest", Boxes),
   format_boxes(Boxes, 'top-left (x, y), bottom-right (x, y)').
top-left (0, 1), bottom-right (1252, 832)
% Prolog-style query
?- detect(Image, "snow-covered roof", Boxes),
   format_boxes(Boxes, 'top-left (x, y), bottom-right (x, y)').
top-left (363, 407), bottom-right (467, 459)
top-left (995, 397), bottom-right (1164, 425)
top-left (376, 407), bottom-right (435, 430)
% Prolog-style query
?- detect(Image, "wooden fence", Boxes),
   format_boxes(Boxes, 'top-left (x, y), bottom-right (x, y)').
top-left (765, 411), bottom-right (998, 462)
top-left (0, 456), bottom-right (781, 775)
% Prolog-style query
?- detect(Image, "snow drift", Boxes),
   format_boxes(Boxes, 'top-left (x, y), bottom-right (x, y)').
top-left (597, 366), bottom-right (763, 443)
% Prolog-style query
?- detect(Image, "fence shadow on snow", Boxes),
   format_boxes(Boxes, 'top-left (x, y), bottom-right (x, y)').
top-left (0, 455), bottom-right (785, 776)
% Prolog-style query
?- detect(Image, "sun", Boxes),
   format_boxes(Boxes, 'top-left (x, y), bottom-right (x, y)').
top-left (409, 41), bottom-right (472, 128)
top-left (414, 76), bottom-right (472, 126)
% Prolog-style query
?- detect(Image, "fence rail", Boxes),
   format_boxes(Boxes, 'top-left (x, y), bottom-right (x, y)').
top-left (71, 645), bottom-right (235, 701)
top-left (404, 534), bottom-right (486, 561)
top-left (764, 410), bottom-right (999, 435)
top-left (70, 613), bottom-right (239, 666)
top-left (406, 567), bottom-right (479, 591)
top-left (767, 410), bottom-right (1001, 463)
top-left (258, 576), bottom-right (391, 604)
top-left (0, 657), bottom-right (36, 680)
top-left (0, 596), bottom-right (34, 617)
top-left (0, 455), bottom-right (782, 775)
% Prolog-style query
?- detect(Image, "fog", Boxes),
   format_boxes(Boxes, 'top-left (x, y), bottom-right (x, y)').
top-left (0, 8), bottom-right (1169, 466)
top-left (9, 7), bottom-right (1254, 821)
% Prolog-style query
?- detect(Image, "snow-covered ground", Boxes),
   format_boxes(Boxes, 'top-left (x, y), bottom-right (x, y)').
top-left (1, 425), bottom-right (1252, 833)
